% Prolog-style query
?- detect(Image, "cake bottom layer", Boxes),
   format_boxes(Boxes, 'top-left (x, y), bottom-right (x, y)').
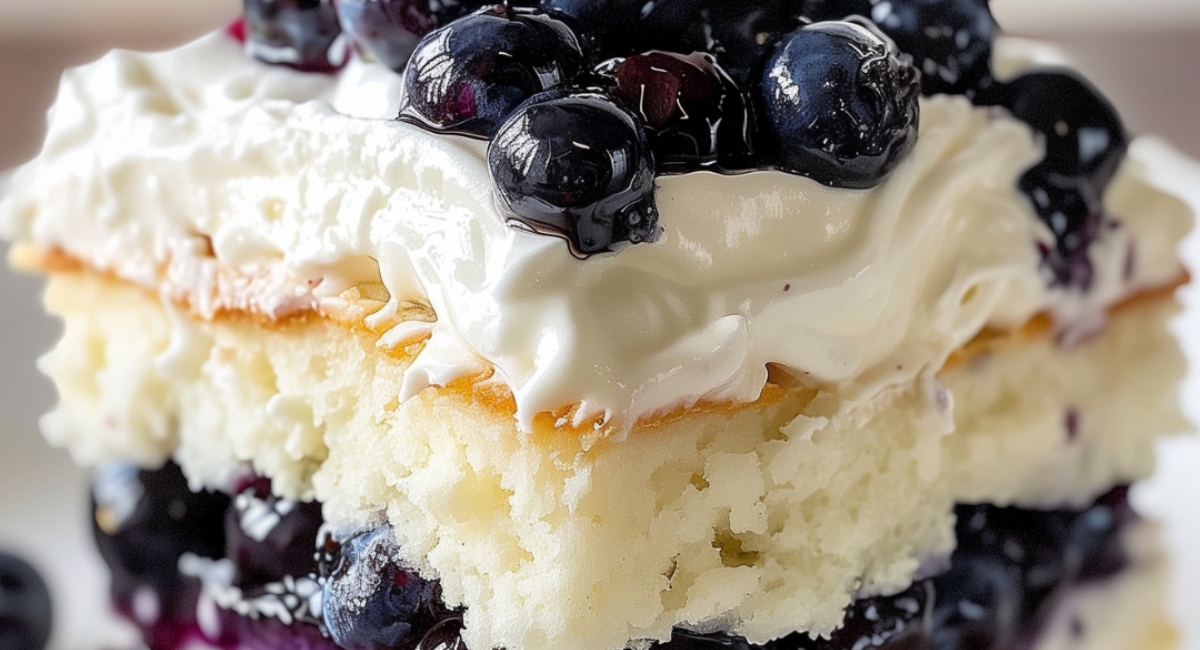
top-left (91, 462), bottom-right (1171, 650)
top-left (37, 270), bottom-right (1187, 650)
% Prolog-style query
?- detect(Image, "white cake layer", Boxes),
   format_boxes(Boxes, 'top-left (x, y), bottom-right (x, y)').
top-left (35, 270), bottom-right (1186, 650)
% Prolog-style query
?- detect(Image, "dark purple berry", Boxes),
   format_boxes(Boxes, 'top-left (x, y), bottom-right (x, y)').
top-left (336, 0), bottom-right (492, 71)
top-left (930, 556), bottom-right (1024, 650)
top-left (322, 527), bottom-right (450, 650)
top-left (399, 5), bottom-right (587, 137)
top-left (91, 462), bottom-right (230, 650)
top-left (1019, 172), bottom-right (1102, 290)
top-left (759, 21), bottom-right (920, 188)
top-left (488, 92), bottom-right (659, 257)
top-left (536, 0), bottom-right (648, 58)
top-left (989, 71), bottom-right (1127, 192)
top-left (657, 630), bottom-right (756, 650)
top-left (416, 617), bottom-right (468, 650)
top-left (0, 553), bottom-right (52, 650)
top-left (225, 477), bottom-right (324, 588)
top-left (807, 0), bottom-right (997, 97)
top-left (601, 51), bottom-right (755, 173)
top-left (243, 0), bottom-right (348, 73)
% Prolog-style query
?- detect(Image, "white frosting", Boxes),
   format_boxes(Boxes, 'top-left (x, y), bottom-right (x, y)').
top-left (0, 33), bottom-right (1189, 429)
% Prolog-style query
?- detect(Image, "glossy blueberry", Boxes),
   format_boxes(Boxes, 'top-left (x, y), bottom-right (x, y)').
top-left (243, 0), bottom-right (347, 73)
top-left (537, 0), bottom-right (648, 57)
top-left (1019, 171), bottom-right (1103, 290)
top-left (322, 527), bottom-right (449, 650)
top-left (415, 617), bottom-right (468, 650)
top-left (0, 553), bottom-right (52, 650)
top-left (658, 1), bottom-right (805, 85)
top-left (802, 1), bottom-right (997, 97)
top-left (801, 0), bottom-right (874, 22)
top-left (400, 5), bottom-right (587, 137)
top-left (225, 477), bottom-right (324, 588)
top-left (336, 0), bottom-right (491, 71)
top-left (989, 71), bottom-right (1127, 191)
top-left (656, 630), bottom-right (756, 650)
top-left (489, 92), bottom-right (659, 256)
top-left (759, 21), bottom-right (920, 188)
top-left (930, 555), bottom-right (1024, 650)
top-left (601, 51), bottom-right (755, 173)
top-left (91, 462), bottom-right (230, 650)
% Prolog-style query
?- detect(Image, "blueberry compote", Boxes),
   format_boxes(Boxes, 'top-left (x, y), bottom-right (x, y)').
top-left (0, 552), bottom-right (53, 650)
top-left (91, 461), bottom-right (230, 650)
top-left (243, 0), bottom-right (347, 73)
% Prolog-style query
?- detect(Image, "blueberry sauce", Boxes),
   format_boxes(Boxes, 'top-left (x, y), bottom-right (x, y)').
top-left (0, 552), bottom-right (53, 650)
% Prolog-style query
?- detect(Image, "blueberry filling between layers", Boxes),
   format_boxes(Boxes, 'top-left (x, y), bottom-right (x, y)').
top-left (93, 462), bottom-right (1140, 650)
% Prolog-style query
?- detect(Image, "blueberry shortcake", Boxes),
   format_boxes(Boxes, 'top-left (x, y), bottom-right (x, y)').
top-left (0, 1), bottom-right (1193, 649)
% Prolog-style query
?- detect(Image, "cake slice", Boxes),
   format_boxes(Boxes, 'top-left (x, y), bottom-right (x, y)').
top-left (0, 1), bottom-right (1193, 650)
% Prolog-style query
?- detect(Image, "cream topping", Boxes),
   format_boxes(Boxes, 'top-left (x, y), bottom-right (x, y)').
top-left (0, 33), bottom-right (1190, 429)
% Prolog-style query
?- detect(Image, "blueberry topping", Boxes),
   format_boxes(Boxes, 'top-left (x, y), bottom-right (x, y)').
top-left (930, 557), bottom-right (1023, 649)
top-left (225, 477), bottom-right (324, 588)
top-left (243, 0), bottom-right (347, 73)
top-left (489, 92), bottom-right (659, 256)
top-left (601, 51), bottom-right (755, 173)
top-left (0, 553), bottom-right (52, 650)
top-left (322, 527), bottom-right (450, 650)
top-left (759, 21), bottom-right (920, 188)
top-left (91, 462), bottom-right (230, 650)
top-left (989, 71), bottom-right (1127, 192)
top-left (536, 0), bottom-right (648, 58)
top-left (336, 0), bottom-right (491, 71)
top-left (807, 0), bottom-right (997, 97)
top-left (400, 5), bottom-right (587, 137)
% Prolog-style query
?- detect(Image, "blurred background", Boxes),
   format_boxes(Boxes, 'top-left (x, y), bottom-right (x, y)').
top-left (0, 0), bottom-right (1197, 648)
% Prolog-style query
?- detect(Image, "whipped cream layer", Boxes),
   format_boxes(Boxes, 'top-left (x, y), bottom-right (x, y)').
top-left (0, 33), bottom-right (1190, 429)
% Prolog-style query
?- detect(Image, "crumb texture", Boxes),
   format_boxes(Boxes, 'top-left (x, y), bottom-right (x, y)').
top-left (38, 272), bottom-right (1186, 650)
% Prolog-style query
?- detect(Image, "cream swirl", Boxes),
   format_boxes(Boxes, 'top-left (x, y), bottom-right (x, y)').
top-left (0, 33), bottom-right (1190, 430)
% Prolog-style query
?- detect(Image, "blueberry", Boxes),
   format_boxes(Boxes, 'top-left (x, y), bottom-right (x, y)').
top-left (0, 553), bottom-right (52, 650)
top-left (91, 462), bottom-right (229, 650)
top-left (695, 2), bottom-right (806, 86)
top-left (336, 0), bottom-right (491, 71)
top-left (601, 51), bottom-right (755, 173)
top-left (1019, 171), bottom-right (1102, 290)
top-left (802, 1), bottom-right (996, 97)
top-left (801, 0), bottom-right (875, 22)
top-left (322, 527), bottom-right (450, 650)
top-left (759, 21), bottom-right (920, 188)
top-left (400, 5), bottom-right (587, 137)
top-left (488, 92), bottom-right (659, 257)
top-left (989, 71), bottom-right (1127, 192)
top-left (416, 617), bottom-right (468, 650)
top-left (243, 0), bottom-right (348, 73)
top-left (537, 0), bottom-right (648, 57)
top-left (655, 630), bottom-right (756, 649)
top-left (930, 555), bottom-right (1024, 650)
top-left (225, 477), bottom-right (324, 588)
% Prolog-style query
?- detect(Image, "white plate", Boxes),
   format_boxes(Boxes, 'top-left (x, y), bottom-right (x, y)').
top-left (0, 115), bottom-right (1198, 650)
